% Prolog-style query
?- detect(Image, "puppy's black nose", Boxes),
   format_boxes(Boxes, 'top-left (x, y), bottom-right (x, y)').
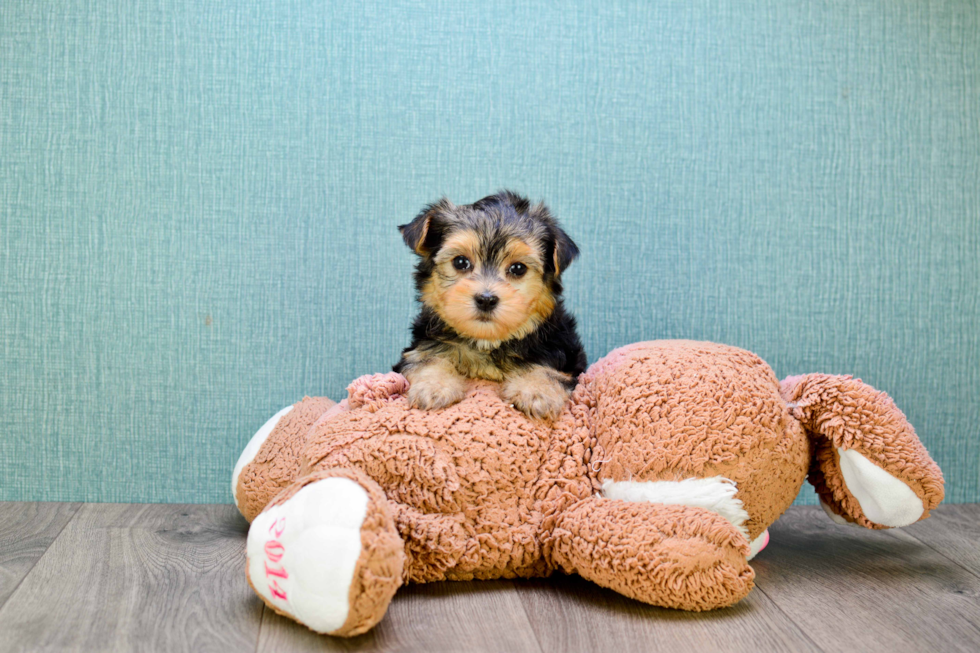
top-left (474, 292), bottom-right (499, 313)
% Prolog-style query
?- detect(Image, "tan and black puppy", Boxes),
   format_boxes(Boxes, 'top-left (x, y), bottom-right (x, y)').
top-left (394, 191), bottom-right (587, 420)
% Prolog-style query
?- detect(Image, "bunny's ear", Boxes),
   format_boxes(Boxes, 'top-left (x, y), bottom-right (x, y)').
top-left (398, 198), bottom-right (454, 255)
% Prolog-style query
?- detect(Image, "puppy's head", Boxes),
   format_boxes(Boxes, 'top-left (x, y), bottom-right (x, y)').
top-left (399, 191), bottom-right (578, 343)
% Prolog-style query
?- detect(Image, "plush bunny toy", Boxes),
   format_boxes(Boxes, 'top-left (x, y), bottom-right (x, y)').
top-left (232, 340), bottom-right (943, 637)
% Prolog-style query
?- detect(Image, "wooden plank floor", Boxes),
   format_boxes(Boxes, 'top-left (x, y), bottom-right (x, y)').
top-left (0, 504), bottom-right (977, 653)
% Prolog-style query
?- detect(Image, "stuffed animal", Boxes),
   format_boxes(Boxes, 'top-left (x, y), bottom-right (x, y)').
top-left (231, 340), bottom-right (943, 637)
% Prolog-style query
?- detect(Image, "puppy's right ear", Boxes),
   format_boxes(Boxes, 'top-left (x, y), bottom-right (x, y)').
top-left (398, 199), bottom-right (453, 255)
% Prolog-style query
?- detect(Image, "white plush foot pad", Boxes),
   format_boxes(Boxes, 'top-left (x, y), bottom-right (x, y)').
top-left (746, 529), bottom-right (769, 561)
top-left (602, 476), bottom-right (751, 539)
top-left (232, 405), bottom-right (294, 501)
top-left (247, 477), bottom-right (369, 633)
top-left (837, 448), bottom-right (924, 527)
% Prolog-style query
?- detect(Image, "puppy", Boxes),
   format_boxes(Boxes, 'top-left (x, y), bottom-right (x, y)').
top-left (394, 191), bottom-right (587, 420)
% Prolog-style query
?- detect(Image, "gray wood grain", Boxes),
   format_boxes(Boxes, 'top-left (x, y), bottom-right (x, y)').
top-left (516, 573), bottom-right (819, 653)
top-left (0, 502), bottom-right (80, 608)
top-left (901, 504), bottom-right (980, 580)
top-left (0, 503), bottom-right (262, 653)
top-left (752, 505), bottom-right (980, 653)
top-left (258, 579), bottom-right (543, 653)
top-left (4, 502), bottom-right (980, 652)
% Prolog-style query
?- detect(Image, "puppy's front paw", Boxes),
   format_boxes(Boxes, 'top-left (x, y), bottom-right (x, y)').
top-left (501, 366), bottom-right (573, 421)
top-left (401, 356), bottom-right (468, 411)
top-left (510, 390), bottom-right (568, 421)
top-left (407, 378), bottom-right (465, 410)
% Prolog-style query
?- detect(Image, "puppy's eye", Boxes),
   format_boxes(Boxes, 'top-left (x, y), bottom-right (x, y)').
top-left (452, 256), bottom-right (472, 271)
top-left (508, 262), bottom-right (527, 277)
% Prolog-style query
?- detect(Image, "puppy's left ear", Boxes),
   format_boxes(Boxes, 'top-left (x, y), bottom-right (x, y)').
top-left (551, 227), bottom-right (579, 276)
top-left (398, 199), bottom-right (452, 256)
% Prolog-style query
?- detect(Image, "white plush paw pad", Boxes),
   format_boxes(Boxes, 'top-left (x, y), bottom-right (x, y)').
top-left (837, 448), bottom-right (924, 527)
top-left (602, 477), bottom-right (751, 539)
top-left (247, 478), bottom-right (368, 633)
top-left (746, 530), bottom-right (769, 561)
top-left (232, 405), bottom-right (294, 500)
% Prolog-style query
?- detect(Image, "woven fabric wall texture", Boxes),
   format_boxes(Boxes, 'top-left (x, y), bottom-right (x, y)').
top-left (1, 0), bottom-right (977, 503)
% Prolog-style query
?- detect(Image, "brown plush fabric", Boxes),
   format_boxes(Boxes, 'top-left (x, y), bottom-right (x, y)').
top-left (549, 498), bottom-right (754, 611)
top-left (580, 341), bottom-right (810, 540)
top-left (301, 379), bottom-right (588, 582)
top-left (235, 396), bottom-right (336, 521)
top-left (780, 374), bottom-right (945, 528)
top-left (238, 340), bottom-right (944, 636)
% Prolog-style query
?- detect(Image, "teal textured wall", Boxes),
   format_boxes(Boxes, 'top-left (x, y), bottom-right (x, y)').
top-left (1, 0), bottom-right (977, 504)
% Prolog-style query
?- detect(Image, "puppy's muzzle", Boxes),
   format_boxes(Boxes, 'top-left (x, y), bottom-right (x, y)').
top-left (474, 292), bottom-right (499, 314)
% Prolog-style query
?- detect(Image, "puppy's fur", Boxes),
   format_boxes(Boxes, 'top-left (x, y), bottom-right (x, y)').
top-left (394, 191), bottom-right (587, 420)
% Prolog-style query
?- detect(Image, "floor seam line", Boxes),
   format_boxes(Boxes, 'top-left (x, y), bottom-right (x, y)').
top-left (512, 580), bottom-right (546, 653)
top-left (0, 502), bottom-right (84, 614)
top-left (255, 604), bottom-right (268, 653)
top-left (752, 582), bottom-right (825, 653)
top-left (887, 525), bottom-right (980, 583)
